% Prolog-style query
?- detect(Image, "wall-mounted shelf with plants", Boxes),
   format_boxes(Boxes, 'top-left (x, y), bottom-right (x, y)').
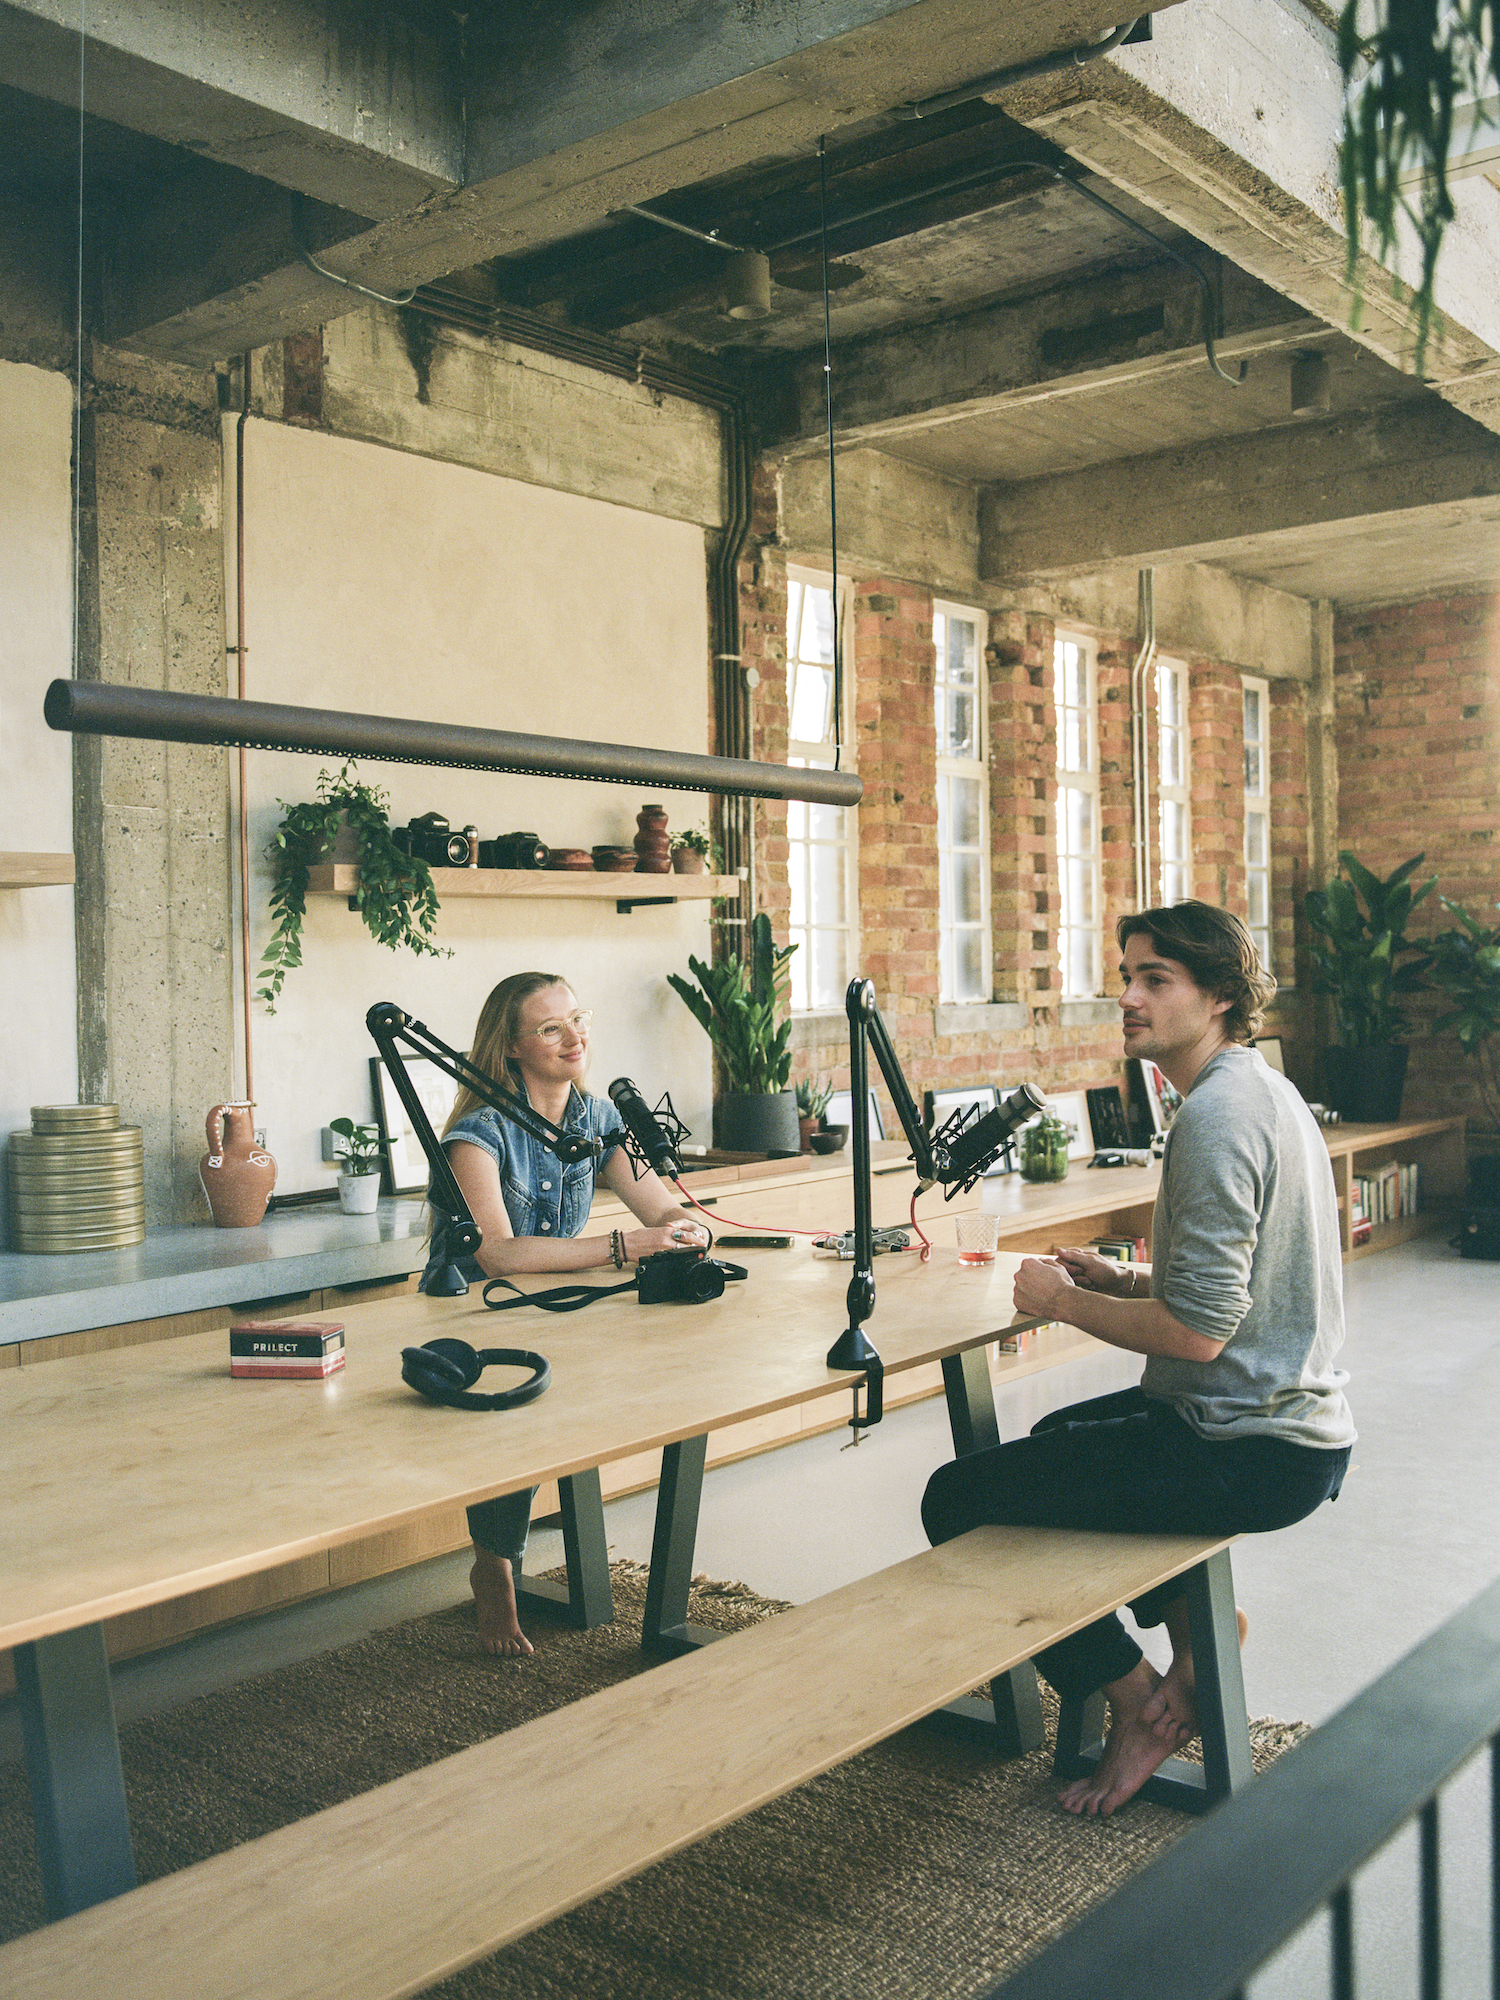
top-left (0, 852), bottom-right (76, 887)
top-left (305, 864), bottom-right (743, 910)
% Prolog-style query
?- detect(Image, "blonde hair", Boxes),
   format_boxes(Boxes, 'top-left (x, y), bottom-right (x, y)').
top-left (442, 972), bottom-right (573, 1134)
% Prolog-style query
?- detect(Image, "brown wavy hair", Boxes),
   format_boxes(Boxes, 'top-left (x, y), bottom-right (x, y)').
top-left (1116, 903), bottom-right (1276, 1044)
top-left (442, 971), bottom-right (574, 1134)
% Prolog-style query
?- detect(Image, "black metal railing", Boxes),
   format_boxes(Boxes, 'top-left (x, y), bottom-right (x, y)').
top-left (985, 1574), bottom-right (1500, 2000)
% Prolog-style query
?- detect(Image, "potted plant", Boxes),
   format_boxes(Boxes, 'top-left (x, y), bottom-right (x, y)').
top-left (330, 1117), bottom-right (384, 1213)
top-left (1304, 851), bottom-right (1435, 1121)
top-left (670, 826), bottom-right (713, 875)
top-left (795, 1075), bottom-right (834, 1152)
top-left (257, 763), bottom-right (449, 1014)
top-left (668, 913), bottom-right (800, 1153)
top-left (1426, 897), bottom-right (1500, 1140)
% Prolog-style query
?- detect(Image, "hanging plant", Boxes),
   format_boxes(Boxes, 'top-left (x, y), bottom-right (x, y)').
top-left (257, 763), bottom-right (447, 1014)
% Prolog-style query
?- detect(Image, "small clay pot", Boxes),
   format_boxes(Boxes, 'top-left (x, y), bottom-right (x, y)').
top-left (670, 848), bottom-right (709, 875)
top-left (810, 1125), bottom-right (848, 1154)
top-left (200, 1102), bottom-right (276, 1227)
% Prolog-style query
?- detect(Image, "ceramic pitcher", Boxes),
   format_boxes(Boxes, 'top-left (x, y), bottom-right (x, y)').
top-left (199, 1102), bottom-right (277, 1227)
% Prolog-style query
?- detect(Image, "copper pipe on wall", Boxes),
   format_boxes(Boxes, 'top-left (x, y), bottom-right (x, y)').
top-left (234, 365), bottom-right (253, 1105)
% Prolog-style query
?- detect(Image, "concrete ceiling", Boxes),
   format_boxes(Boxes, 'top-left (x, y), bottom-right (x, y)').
top-left (3, 0), bottom-right (1499, 610)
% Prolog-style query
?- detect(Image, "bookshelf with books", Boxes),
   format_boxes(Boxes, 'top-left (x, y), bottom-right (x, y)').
top-left (1322, 1117), bottom-right (1467, 1260)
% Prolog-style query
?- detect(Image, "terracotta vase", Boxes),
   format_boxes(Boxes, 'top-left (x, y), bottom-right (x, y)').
top-left (200, 1102), bottom-right (277, 1227)
top-left (633, 802), bottom-right (672, 874)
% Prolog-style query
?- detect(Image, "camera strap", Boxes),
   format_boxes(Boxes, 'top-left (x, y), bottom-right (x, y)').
top-left (481, 1259), bottom-right (748, 1315)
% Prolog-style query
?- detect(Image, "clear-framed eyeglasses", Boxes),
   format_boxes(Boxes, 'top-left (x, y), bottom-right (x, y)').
top-left (528, 1009), bottom-right (593, 1045)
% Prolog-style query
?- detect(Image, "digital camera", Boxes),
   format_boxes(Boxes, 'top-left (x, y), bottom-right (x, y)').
top-left (637, 1247), bottom-right (730, 1304)
top-left (393, 812), bottom-right (470, 867)
top-left (479, 831), bottom-right (551, 870)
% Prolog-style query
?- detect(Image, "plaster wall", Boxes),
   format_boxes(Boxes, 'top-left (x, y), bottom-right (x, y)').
top-left (233, 419), bottom-right (717, 1195)
top-left (0, 361), bottom-right (79, 1247)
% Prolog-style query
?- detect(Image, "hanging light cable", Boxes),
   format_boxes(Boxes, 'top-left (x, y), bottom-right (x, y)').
top-left (818, 136), bottom-right (843, 771)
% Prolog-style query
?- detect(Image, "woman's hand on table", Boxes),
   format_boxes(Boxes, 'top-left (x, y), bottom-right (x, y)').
top-left (625, 1219), bottom-right (711, 1261)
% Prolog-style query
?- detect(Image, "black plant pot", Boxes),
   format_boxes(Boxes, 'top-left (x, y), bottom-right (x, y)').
top-left (1322, 1045), bottom-right (1409, 1124)
top-left (716, 1091), bottom-right (800, 1156)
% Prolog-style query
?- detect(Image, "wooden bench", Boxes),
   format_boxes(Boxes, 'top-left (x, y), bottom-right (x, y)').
top-left (0, 1524), bottom-right (1250, 2000)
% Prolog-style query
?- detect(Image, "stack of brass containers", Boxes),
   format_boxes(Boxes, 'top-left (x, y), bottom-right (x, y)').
top-left (8, 1105), bottom-right (145, 1253)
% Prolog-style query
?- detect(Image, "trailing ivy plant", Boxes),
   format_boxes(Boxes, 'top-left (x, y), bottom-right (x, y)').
top-left (257, 763), bottom-right (447, 1014)
top-left (1426, 896), bottom-right (1500, 1127)
top-left (1339, 0), bottom-right (1499, 368)
top-left (1304, 850), bottom-right (1436, 1046)
top-left (668, 911), bottom-right (797, 1094)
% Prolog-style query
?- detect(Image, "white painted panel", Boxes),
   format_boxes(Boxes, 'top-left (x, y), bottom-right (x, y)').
top-left (0, 361), bottom-right (79, 1243)
top-left (232, 419), bottom-right (717, 1194)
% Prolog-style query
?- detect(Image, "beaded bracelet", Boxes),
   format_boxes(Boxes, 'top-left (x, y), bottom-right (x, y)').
top-left (610, 1228), bottom-right (626, 1270)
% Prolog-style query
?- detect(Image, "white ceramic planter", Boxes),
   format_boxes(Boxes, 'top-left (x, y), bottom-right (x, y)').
top-left (337, 1170), bottom-right (381, 1214)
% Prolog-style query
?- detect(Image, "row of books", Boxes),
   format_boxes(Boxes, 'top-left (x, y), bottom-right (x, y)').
top-left (1349, 1162), bottom-right (1421, 1246)
top-left (230, 1319), bottom-right (345, 1380)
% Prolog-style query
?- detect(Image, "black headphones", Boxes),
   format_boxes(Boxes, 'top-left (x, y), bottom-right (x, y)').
top-left (400, 1337), bottom-right (551, 1411)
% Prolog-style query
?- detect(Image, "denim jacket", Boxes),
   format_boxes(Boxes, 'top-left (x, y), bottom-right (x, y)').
top-left (419, 1083), bottom-right (624, 1292)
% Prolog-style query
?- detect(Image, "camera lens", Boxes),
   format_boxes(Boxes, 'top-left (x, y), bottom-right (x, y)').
top-left (684, 1257), bottom-right (726, 1303)
top-left (443, 833), bottom-right (469, 865)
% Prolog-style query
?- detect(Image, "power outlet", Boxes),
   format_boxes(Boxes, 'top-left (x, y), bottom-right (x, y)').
top-left (320, 1127), bottom-right (338, 1163)
top-left (255, 1127), bottom-right (268, 1152)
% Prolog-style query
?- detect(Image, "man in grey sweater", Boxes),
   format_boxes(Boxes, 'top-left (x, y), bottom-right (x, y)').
top-left (921, 902), bottom-right (1355, 1815)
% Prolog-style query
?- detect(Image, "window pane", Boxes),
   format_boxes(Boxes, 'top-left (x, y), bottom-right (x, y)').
top-left (947, 617), bottom-right (975, 685)
top-left (1247, 873), bottom-right (1267, 928)
top-left (810, 929), bottom-right (843, 1009)
top-left (951, 851), bottom-right (982, 925)
top-left (787, 799), bottom-right (807, 842)
top-left (811, 843), bottom-right (845, 926)
top-left (789, 863), bottom-right (807, 927)
top-left (955, 930), bottom-right (985, 1001)
top-left (786, 581), bottom-right (802, 660)
top-left (1162, 798), bottom-right (1184, 862)
top-left (1243, 684), bottom-right (1262, 742)
top-left (1067, 856), bottom-right (1094, 924)
top-left (804, 587), bottom-right (834, 664)
top-left (1067, 787), bottom-right (1093, 856)
top-left (1161, 730), bottom-right (1181, 787)
top-left (809, 800), bottom-right (840, 843)
top-left (1246, 809), bottom-right (1266, 867)
top-left (1068, 926), bottom-right (1094, 996)
top-left (790, 662), bottom-right (833, 744)
top-left (945, 689), bottom-right (975, 758)
top-left (1063, 642), bottom-right (1085, 710)
top-left (790, 947), bottom-right (808, 1013)
top-left (950, 774), bottom-right (982, 848)
top-left (1244, 742), bottom-right (1263, 793)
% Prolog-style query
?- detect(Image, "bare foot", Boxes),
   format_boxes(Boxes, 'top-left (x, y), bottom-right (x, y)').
top-left (1057, 1658), bottom-right (1192, 1817)
top-left (1140, 1604), bottom-right (1250, 1743)
top-left (469, 1549), bottom-right (534, 1658)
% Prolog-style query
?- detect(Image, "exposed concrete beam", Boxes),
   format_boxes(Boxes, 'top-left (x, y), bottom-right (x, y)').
top-left (84, 0), bottom-right (1180, 363)
top-left (980, 397), bottom-right (1500, 579)
top-left (768, 258), bottom-right (1315, 456)
top-left (0, 0), bottom-right (461, 217)
top-left (1003, 0), bottom-right (1500, 434)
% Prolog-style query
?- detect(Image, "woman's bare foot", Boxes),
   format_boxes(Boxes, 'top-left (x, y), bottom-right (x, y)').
top-left (1057, 1658), bottom-right (1192, 1816)
top-left (469, 1548), bottom-right (534, 1658)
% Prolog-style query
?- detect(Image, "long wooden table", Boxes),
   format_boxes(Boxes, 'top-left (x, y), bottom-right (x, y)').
top-left (3, 1240), bottom-right (1065, 1921)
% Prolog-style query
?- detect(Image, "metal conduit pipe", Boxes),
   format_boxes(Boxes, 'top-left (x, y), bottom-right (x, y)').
top-left (1130, 568), bottom-right (1157, 910)
top-left (895, 17), bottom-right (1141, 120)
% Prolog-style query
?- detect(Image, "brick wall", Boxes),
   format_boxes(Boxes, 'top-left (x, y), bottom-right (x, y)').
top-left (1333, 594), bottom-right (1500, 1132)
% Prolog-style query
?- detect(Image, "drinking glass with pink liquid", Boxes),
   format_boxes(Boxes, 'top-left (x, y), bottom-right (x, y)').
top-left (955, 1212), bottom-right (1001, 1265)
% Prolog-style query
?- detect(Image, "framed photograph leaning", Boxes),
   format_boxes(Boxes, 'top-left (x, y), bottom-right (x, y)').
top-left (371, 1055), bottom-right (460, 1195)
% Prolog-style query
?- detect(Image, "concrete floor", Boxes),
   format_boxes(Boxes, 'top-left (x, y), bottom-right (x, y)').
top-left (5, 1231), bottom-right (1496, 1992)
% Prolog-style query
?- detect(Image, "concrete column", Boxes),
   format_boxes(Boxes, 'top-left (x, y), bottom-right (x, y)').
top-left (1306, 597), bottom-right (1338, 893)
top-left (73, 345), bottom-right (235, 1225)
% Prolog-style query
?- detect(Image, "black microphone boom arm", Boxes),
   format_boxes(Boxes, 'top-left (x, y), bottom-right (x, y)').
top-left (365, 1003), bottom-right (602, 1275)
top-left (828, 979), bottom-right (1045, 1436)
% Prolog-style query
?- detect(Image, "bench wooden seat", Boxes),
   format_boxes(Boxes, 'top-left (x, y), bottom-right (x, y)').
top-left (0, 1525), bottom-right (1250, 2000)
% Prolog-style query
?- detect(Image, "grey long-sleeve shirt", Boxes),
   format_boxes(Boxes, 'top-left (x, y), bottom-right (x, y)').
top-left (1141, 1046), bottom-right (1356, 1449)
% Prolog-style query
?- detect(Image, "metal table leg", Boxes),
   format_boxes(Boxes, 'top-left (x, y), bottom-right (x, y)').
top-left (16, 1623), bottom-right (137, 1919)
top-left (516, 1470), bottom-right (615, 1629)
top-left (642, 1434), bottom-right (723, 1657)
top-left (930, 1345), bottom-right (1046, 1756)
top-left (1052, 1546), bottom-right (1253, 1814)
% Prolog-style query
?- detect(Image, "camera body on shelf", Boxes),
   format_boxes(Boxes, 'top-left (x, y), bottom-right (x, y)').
top-left (478, 831), bottom-right (550, 869)
top-left (393, 812), bottom-right (471, 867)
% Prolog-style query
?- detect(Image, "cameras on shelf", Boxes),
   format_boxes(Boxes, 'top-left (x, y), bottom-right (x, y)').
top-left (392, 812), bottom-right (550, 870)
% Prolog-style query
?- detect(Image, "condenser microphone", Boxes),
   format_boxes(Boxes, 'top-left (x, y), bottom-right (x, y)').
top-left (607, 1076), bottom-right (684, 1178)
top-left (936, 1083), bottom-right (1048, 1193)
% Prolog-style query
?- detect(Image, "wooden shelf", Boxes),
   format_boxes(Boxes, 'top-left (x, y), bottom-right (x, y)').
top-left (306, 864), bottom-right (740, 907)
top-left (0, 852), bottom-right (75, 888)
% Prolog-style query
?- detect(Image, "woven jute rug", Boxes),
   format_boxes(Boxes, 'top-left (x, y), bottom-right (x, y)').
top-left (0, 1564), bottom-right (1305, 1996)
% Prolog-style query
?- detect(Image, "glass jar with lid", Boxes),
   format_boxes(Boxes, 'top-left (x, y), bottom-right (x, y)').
top-left (1020, 1113), bottom-right (1073, 1183)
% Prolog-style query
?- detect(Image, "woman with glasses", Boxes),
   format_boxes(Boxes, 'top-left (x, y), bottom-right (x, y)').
top-left (420, 970), bottom-right (708, 1657)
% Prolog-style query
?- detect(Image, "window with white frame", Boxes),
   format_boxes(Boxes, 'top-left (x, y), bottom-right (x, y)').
top-left (1156, 656), bottom-right (1191, 907)
top-left (786, 571), bottom-right (855, 1011)
top-left (1242, 675), bottom-right (1272, 970)
top-left (933, 599), bottom-right (991, 1004)
top-left (1055, 632), bottom-right (1101, 997)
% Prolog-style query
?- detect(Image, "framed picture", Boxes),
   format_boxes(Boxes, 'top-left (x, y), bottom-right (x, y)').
top-left (1127, 1057), bottom-right (1181, 1141)
top-left (923, 1086), bottom-right (998, 1130)
top-left (1045, 1089), bottom-right (1096, 1161)
top-left (370, 1055), bottom-right (461, 1194)
top-left (1254, 1035), bottom-right (1286, 1074)
top-left (1085, 1084), bottom-right (1131, 1150)
top-left (824, 1087), bottom-right (886, 1141)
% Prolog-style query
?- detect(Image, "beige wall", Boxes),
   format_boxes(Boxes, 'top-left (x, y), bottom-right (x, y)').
top-left (0, 360), bottom-right (79, 1241)
top-left (232, 418), bottom-right (718, 1191)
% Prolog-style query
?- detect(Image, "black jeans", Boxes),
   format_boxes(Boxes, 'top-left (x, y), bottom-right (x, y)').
top-left (921, 1387), bottom-right (1350, 1699)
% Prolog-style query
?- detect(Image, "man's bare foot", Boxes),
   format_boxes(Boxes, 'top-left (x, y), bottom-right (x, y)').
top-left (470, 1549), bottom-right (534, 1658)
top-left (1140, 1604), bottom-right (1250, 1743)
top-left (1057, 1658), bottom-right (1194, 1817)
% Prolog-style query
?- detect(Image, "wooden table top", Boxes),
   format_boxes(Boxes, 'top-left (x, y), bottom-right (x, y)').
top-left (1, 1244), bottom-right (1051, 1651)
